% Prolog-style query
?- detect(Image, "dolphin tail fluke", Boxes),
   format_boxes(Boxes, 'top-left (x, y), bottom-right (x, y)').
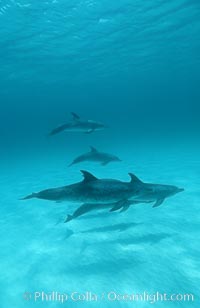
top-left (20, 193), bottom-right (37, 200)
top-left (64, 215), bottom-right (74, 223)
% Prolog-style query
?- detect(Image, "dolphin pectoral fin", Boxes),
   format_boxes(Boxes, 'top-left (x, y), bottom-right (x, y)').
top-left (120, 205), bottom-right (130, 212)
top-left (153, 198), bottom-right (165, 208)
top-left (110, 206), bottom-right (121, 212)
top-left (119, 200), bottom-right (138, 212)
top-left (64, 215), bottom-right (74, 223)
top-left (65, 203), bottom-right (94, 222)
top-left (110, 206), bottom-right (122, 212)
top-left (110, 205), bottom-right (122, 212)
top-left (110, 200), bottom-right (126, 212)
top-left (85, 129), bottom-right (94, 134)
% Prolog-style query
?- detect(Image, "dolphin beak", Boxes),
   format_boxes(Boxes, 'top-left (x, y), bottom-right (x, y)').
top-left (178, 188), bottom-right (184, 193)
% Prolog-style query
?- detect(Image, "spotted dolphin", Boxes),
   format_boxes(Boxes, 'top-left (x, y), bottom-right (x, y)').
top-left (49, 112), bottom-right (106, 136)
top-left (110, 173), bottom-right (184, 211)
top-left (20, 170), bottom-right (148, 205)
top-left (65, 200), bottom-right (141, 223)
top-left (69, 146), bottom-right (121, 167)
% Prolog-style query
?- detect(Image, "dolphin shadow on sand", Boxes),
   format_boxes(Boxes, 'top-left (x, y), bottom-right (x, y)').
top-left (112, 232), bottom-right (172, 246)
top-left (80, 222), bottom-right (142, 234)
top-left (67, 256), bottom-right (143, 277)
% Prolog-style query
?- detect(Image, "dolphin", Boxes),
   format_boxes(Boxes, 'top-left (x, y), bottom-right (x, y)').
top-left (49, 112), bottom-right (106, 136)
top-left (110, 173), bottom-right (184, 211)
top-left (20, 170), bottom-right (147, 205)
top-left (65, 200), bottom-right (141, 223)
top-left (69, 146), bottom-right (122, 167)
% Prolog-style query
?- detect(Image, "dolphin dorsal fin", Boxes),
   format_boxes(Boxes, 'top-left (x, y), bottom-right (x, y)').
top-left (81, 170), bottom-right (98, 182)
top-left (71, 112), bottom-right (80, 121)
top-left (128, 173), bottom-right (143, 184)
top-left (90, 146), bottom-right (98, 152)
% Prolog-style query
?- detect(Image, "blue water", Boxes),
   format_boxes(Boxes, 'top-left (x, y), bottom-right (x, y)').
top-left (1, 0), bottom-right (200, 307)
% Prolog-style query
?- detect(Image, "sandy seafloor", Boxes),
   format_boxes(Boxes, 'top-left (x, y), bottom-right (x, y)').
top-left (1, 138), bottom-right (199, 308)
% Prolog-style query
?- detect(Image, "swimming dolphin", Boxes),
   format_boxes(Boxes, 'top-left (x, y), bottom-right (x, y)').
top-left (110, 173), bottom-right (184, 211)
top-left (49, 112), bottom-right (106, 136)
top-left (65, 200), bottom-right (141, 223)
top-left (20, 170), bottom-right (147, 205)
top-left (69, 146), bottom-right (122, 167)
